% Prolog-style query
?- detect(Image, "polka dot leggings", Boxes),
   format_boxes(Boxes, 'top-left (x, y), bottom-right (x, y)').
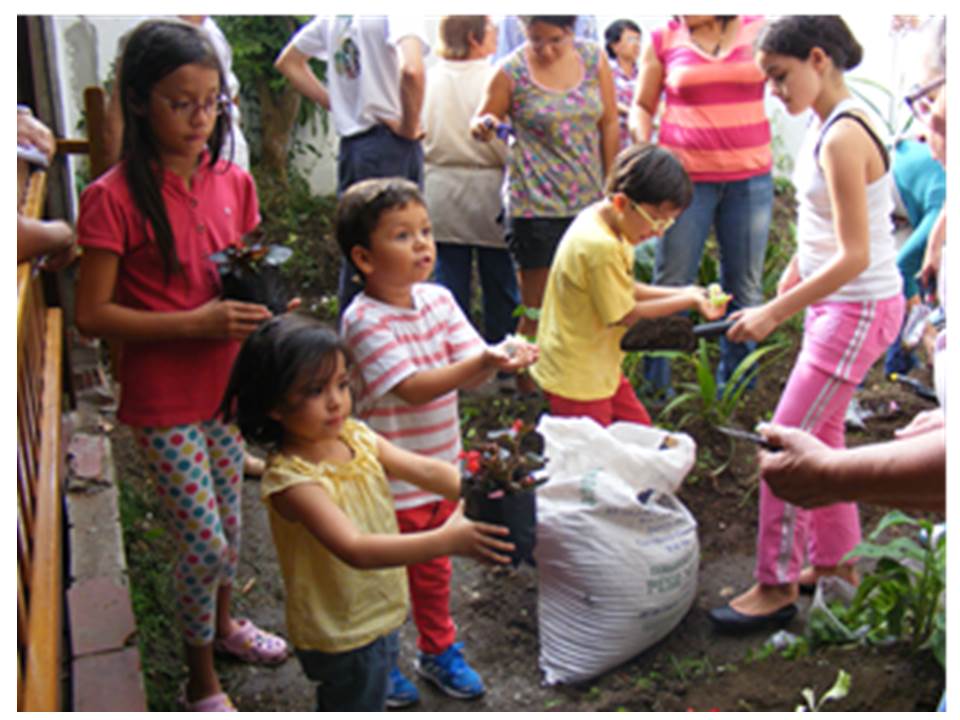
top-left (134, 420), bottom-right (244, 646)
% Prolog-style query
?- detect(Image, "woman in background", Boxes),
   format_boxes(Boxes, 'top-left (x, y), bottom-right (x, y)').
top-left (422, 16), bottom-right (520, 351)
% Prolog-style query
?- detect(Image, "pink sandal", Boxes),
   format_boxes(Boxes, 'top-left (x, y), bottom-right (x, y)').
top-left (214, 618), bottom-right (290, 665)
top-left (182, 691), bottom-right (237, 712)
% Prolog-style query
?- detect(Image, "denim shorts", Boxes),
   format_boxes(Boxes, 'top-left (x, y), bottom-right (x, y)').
top-left (504, 216), bottom-right (574, 270)
top-left (295, 630), bottom-right (399, 712)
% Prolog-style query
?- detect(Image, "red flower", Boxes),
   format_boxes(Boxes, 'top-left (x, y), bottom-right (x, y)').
top-left (462, 450), bottom-right (482, 475)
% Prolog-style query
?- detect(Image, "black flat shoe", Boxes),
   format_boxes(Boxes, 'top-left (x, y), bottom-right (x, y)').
top-left (707, 602), bottom-right (798, 632)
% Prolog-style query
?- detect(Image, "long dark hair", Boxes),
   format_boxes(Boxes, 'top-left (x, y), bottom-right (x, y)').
top-left (218, 313), bottom-right (353, 449)
top-left (756, 16), bottom-right (863, 72)
top-left (119, 19), bottom-right (230, 281)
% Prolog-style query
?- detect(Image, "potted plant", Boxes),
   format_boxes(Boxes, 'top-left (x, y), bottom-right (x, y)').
top-left (460, 419), bottom-right (547, 567)
top-left (209, 241), bottom-right (293, 315)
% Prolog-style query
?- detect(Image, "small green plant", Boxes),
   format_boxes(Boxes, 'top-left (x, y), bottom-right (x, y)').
top-left (795, 669), bottom-right (851, 712)
top-left (667, 653), bottom-right (713, 682)
top-left (657, 338), bottom-right (787, 429)
top-left (809, 512), bottom-right (945, 665)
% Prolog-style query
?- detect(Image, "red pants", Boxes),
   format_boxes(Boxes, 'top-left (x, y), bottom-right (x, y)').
top-left (395, 498), bottom-right (458, 655)
top-left (545, 374), bottom-right (651, 427)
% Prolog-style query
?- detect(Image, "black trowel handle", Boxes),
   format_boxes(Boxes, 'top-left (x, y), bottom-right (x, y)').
top-left (693, 319), bottom-right (734, 338)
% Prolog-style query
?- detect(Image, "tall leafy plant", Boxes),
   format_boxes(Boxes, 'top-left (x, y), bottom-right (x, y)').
top-left (656, 338), bottom-right (788, 429)
top-left (216, 16), bottom-right (327, 185)
top-left (808, 511), bottom-right (946, 669)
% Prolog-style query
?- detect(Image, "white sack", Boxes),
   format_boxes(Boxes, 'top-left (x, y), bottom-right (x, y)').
top-left (534, 416), bottom-right (700, 685)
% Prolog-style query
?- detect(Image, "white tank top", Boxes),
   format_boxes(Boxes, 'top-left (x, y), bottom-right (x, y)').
top-left (793, 99), bottom-right (903, 303)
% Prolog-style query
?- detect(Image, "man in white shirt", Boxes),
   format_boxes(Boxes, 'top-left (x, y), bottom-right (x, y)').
top-left (275, 16), bottom-right (430, 314)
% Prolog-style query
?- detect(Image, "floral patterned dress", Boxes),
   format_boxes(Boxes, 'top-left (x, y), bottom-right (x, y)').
top-left (501, 40), bottom-right (606, 219)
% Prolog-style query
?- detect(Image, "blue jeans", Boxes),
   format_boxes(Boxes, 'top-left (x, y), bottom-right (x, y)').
top-left (434, 244), bottom-right (520, 343)
top-left (643, 173), bottom-right (774, 392)
top-left (336, 125), bottom-right (424, 318)
top-left (296, 631), bottom-right (399, 711)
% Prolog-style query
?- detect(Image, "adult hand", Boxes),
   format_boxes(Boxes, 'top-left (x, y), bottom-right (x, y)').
top-left (894, 408), bottom-right (945, 439)
top-left (39, 232), bottom-right (81, 272)
top-left (757, 424), bottom-right (841, 508)
top-left (726, 304), bottom-right (778, 343)
top-left (470, 113), bottom-right (500, 142)
top-left (382, 117), bottom-right (425, 141)
top-left (17, 109), bottom-right (56, 162)
top-left (192, 298), bottom-right (272, 340)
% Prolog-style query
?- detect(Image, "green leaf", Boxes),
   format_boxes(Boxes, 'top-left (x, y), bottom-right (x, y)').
top-left (695, 340), bottom-right (716, 406)
top-left (820, 669), bottom-right (851, 704)
top-left (660, 390), bottom-right (698, 418)
top-left (850, 536), bottom-right (927, 564)
top-left (868, 510), bottom-right (919, 539)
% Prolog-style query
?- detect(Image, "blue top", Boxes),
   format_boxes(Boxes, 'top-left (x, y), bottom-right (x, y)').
top-left (893, 138), bottom-right (945, 229)
top-left (892, 138), bottom-right (945, 298)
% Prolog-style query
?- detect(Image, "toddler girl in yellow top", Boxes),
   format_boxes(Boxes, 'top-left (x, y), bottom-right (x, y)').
top-left (531, 144), bottom-right (729, 426)
top-left (218, 313), bottom-right (513, 711)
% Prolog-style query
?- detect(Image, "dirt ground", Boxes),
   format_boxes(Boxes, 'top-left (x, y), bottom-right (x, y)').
top-left (197, 344), bottom-right (944, 712)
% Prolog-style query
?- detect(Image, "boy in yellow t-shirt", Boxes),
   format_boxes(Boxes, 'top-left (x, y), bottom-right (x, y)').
top-left (531, 144), bottom-right (729, 425)
top-left (218, 314), bottom-right (514, 711)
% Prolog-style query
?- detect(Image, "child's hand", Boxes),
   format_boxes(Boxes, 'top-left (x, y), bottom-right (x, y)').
top-left (441, 502), bottom-right (515, 564)
top-left (193, 298), bottom-right (273, 340)
top-left (694, 283), bottom-right (731, 321)
top-left (486, 335), bottom-right (539, 372)
top-left (470, 113), bottom-right (500, 142)
top-left (726, 304), bottom-right (778, 343)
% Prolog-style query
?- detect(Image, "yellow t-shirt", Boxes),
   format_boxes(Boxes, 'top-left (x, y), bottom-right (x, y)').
top-left (260, 418), bottom-right (409, 653)
top-left (530, 204), bottom-right (636, 401)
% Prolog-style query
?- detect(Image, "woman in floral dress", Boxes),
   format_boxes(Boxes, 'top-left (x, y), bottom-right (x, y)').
top-left (471, 15), bottom-right (619, 384)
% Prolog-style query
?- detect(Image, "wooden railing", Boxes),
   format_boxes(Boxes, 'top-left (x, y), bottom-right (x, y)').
top-left (17, 167), bottom-right (66, 711)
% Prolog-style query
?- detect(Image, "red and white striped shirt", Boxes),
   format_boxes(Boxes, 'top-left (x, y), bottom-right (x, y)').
top-left (341, 283), bottom-right (485, 510)
top-left (653, 15), bottom-right (772, 183)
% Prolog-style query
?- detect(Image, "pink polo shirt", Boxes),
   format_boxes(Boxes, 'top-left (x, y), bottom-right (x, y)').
top-left (77, 156), bottom-right (260, 427)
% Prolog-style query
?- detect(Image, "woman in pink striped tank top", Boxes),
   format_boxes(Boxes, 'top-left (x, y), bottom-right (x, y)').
top-left (629, 15), bottom-right (775, 398)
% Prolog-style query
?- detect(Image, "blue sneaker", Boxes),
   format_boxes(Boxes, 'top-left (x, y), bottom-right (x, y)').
top-left (414, 642), bottom-right (485, 699)
top-left (386, 666), bottom-right (420, 709)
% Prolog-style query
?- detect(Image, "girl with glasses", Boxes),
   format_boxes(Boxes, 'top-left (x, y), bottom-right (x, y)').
top-left (74, 19), bottom-right (289, 711)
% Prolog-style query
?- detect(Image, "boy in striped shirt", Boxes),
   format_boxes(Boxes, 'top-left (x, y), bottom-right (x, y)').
top-left (338, 177), bottom-right (537, 705)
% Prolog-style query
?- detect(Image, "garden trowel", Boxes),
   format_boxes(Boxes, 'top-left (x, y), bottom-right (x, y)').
top-left (620, 317), bottom-right (733, 352)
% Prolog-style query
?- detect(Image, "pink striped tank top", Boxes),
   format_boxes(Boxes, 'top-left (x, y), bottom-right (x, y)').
top-left (653, 15), bottom-right (772, 183)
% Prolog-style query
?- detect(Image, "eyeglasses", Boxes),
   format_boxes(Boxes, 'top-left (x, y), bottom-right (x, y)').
top-left (156, 94), bottom-right (230, 119)
top-left (528, 33), bottom-right (571, 51)
top-left (629, 200), bottom-right (676, 233)
top-left (904, 76), bottom-right (945, 127)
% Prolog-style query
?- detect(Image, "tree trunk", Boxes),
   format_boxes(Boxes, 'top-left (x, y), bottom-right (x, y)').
top-left (256, 79), bottom-right (302, 187)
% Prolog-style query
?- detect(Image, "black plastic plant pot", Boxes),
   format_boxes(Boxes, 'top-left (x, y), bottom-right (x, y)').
top-left (464, 488), bottom-right (537, 567)
top-left (219, 265), bottom-right (290, 316)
